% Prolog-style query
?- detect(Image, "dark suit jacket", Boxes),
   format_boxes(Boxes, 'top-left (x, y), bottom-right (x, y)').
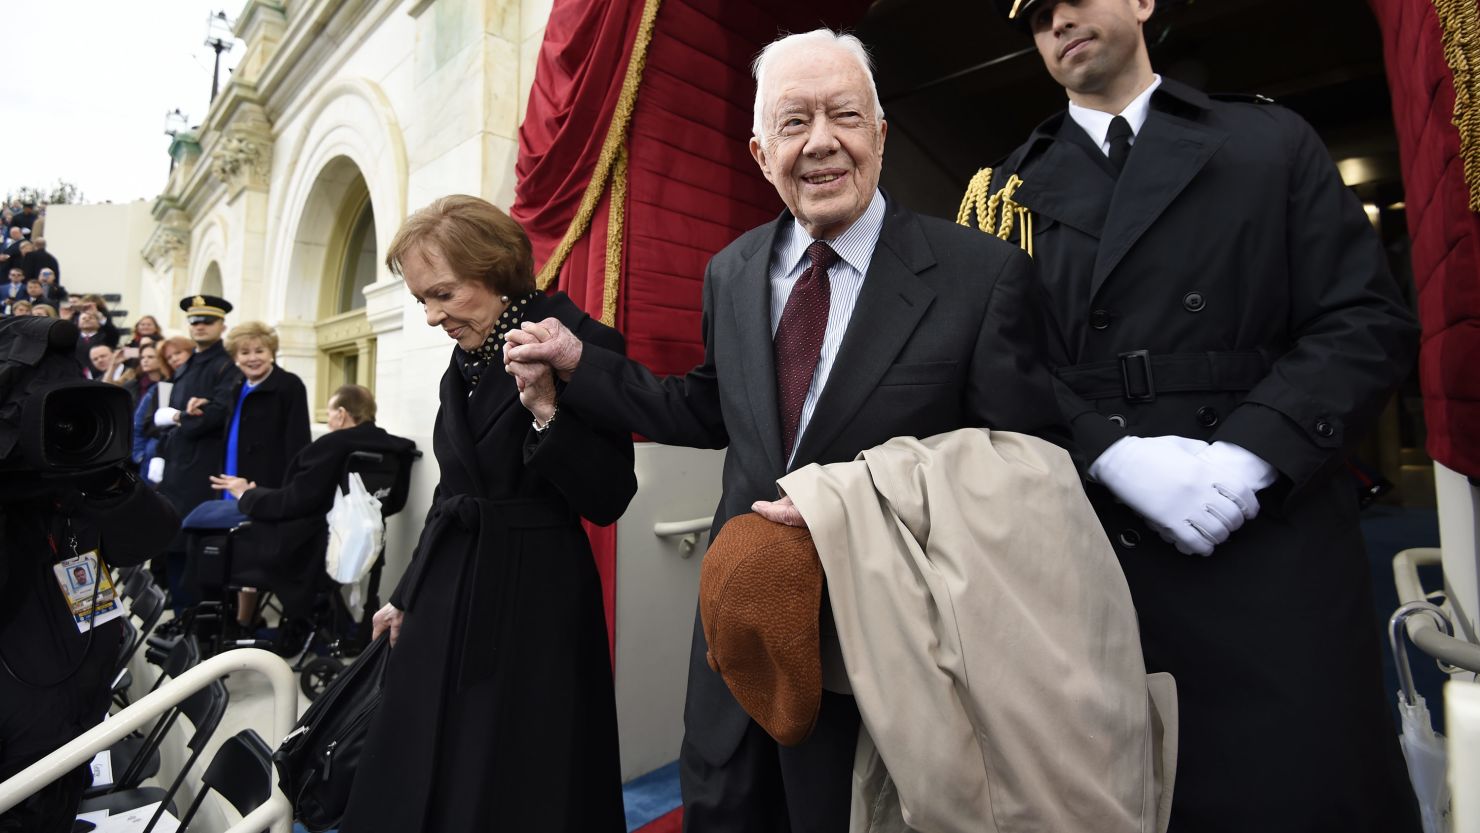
top-left (561, 197), bottom-right (1068, 764)
top-left (205, 366), bottom-right (312, 489)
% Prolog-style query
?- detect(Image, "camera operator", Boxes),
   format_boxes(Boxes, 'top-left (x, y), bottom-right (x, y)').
top-left (0, 316), bottom-right (180, 833)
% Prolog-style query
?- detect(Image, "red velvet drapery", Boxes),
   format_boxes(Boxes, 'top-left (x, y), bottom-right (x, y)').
top-left (1370, 0), bottom-right (1480, 477)
top-left (512, 0), bottom-right (873, 656)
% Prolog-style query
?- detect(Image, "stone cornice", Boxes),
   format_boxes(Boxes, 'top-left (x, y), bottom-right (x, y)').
top-left (256, 0), bottom-right (396, 126)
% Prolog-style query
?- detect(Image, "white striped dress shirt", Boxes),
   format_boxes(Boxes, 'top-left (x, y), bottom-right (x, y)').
top-left (769, 189), bottom-right (887, 467)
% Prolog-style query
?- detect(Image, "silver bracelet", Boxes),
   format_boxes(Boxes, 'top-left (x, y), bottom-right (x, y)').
top-left (532, 405), bottom-right (558, 433)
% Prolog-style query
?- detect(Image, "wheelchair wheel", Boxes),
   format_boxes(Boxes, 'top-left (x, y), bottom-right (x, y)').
top-left (300, 656), bottom-right (345, 701)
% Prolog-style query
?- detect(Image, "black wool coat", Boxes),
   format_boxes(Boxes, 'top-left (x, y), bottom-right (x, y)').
top-left (235, 422), bottom-right (416, 618)
top-left (206, 366), bottom-right (311, 490)
top-left (987, 78), bottom-right (1421, 831)
top-left (341, 292), bottom-right (637, 833)
top-left (158, 342), bottom-right (236, 518)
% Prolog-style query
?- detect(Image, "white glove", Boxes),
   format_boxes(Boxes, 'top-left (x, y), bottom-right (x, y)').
top-left (146, 457), bottom-right (166, 483)
top-left (1198, 441), bottom-right (1278, 494)
top-left (153, 407), bottom-right (180, 427)
top-left (1090, 435), bottom-right (1259, 556)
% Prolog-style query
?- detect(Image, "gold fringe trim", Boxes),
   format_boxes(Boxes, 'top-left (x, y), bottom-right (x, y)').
top-left (602, 146), bottom-right (629, 326)
top-left (956, 167), bottom-right (1033, 254)
top-left (536, 0), bottom-right (663, 295)
top-left (1432, 0), bottom-right (1480, 212)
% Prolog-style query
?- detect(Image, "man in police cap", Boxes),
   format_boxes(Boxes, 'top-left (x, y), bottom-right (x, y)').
top-left (965, 0), bottom-right (1421, 829)
top-left (154, 294), bottom-right (235, 606)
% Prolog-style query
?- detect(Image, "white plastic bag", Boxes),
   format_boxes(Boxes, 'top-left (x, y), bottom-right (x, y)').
top-left (325, 472), bottom-right (383, 587)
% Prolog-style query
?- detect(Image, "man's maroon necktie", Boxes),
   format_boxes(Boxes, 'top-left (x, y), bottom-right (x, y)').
top-left (775, 240), bottom-right (838, 459)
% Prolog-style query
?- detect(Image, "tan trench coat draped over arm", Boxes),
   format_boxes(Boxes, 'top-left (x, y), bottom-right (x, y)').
top-left (779, 428), bottom-right (1176, 833)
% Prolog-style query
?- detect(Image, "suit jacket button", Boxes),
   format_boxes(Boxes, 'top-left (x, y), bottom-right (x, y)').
top-left (1196, 406), bottom-right (1219, 427)
top-left (1108, 413), bottom-right (1127, 427)
top-left (1090, 309), bottom-right (1112, 330)
top-left (1315, 420), bottom-right (1335, 438)
top-left (1182, 291), bottom-right (1206, 312)
top-left (1118, 529), bottom-right (1141, 548)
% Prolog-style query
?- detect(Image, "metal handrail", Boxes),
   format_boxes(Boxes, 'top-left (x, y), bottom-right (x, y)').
top-left (1393, 548), bottom-right (1480, 675)
top-left (654, 515), bottom-right (714, 558)
top-left (0, 648), bottom-right (296, 832)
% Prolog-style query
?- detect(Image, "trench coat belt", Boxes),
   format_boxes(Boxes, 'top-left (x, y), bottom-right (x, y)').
top-left (395, 494), bottom-right (577, 688)
top-left (1056, 349), bottom-right (1269, 401)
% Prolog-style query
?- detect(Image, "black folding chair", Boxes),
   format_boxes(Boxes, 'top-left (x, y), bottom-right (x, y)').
top-left (96, 635), bottom-right (202, 795)
top-left (175, 729), bottom-right (276, 832)
top-left (79, 679), bottom-right (228, 818)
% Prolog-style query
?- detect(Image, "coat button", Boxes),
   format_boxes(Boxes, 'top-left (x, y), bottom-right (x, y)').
top-left (1182, 291), bottom-right (1206, 312)
top-left (1089, 309), bottom-right (1112, 330)
top-left (1108, 413), bottom-right (1127, 427)
top-left (1195, 406), bottom-right (1219, 427)
top-left (1118, 529), bottom-right (1141, 548)
top-left (1315, 420), bottom-right (1335, 438)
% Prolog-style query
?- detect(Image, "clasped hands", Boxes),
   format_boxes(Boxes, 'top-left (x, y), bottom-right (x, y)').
top-left (502, 319), bottom-right (801, 526)
top-left (1091, 435), bottom-right (1273, 556)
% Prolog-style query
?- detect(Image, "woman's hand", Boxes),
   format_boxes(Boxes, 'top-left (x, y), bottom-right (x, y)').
top-left (185, 396), bottom-right (210, 417)
top-left (508, 359), bottom-right (557, 425)
top-left (209, 475), bottom-right (256, 498)
top-left (372, 603), bottom-right (405, 646)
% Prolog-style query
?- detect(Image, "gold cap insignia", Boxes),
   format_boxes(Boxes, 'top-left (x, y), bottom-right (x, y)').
top-left (193, 295), bottom-right (206, 307)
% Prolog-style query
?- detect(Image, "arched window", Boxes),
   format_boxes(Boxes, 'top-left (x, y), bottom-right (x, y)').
top-left (200, 262), bottom-right (224, 297)
top-left (312, 168), bottom-right (378, 421)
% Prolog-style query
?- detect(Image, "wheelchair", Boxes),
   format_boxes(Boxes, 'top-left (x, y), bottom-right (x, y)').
top-left (165, 446), bottom-right (419, 700)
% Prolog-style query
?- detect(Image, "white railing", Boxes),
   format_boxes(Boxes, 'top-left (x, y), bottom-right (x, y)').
top-left (0, 648), bottom-right (297, 833)
top-left (1394, 548), bottom-right (1480, 674)
top-left (653, 515), bottom-right (714, 557)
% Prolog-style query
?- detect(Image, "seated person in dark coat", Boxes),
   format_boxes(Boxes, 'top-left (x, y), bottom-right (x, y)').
top-left (210, 384), bottom-right (415, 625)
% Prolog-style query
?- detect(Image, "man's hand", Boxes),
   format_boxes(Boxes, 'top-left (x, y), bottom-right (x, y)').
top-left (372, 603), bottom-right (405, 646)
top-left (503, 318), bottom-right (584, 381)
top-left (1090, 435), bottom-right (1258, 556)
top-left (752, 495), bottom-right (807, 528)
top-left (185, 397), bottom-right (209, 417)
top-left (507, 358), bottom-right (557, 424)
top-left (153, 406), bottom-right (181, 427)
top-left (209, 475), bottom-right (256, 499)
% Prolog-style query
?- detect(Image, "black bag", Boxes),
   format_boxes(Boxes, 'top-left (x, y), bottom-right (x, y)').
top-left (273, 633), bottom-right (391, 831)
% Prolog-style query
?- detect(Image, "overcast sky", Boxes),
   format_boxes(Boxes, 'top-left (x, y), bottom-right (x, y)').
top-left (1, 1), bottom-right (244, 205)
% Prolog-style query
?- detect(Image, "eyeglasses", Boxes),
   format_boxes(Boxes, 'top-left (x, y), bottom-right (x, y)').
top-left (187, 316), bottom-right (220, 326)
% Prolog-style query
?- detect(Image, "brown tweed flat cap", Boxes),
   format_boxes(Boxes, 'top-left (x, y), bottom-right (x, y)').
top-left (700, 512), bottom-right (824, 747)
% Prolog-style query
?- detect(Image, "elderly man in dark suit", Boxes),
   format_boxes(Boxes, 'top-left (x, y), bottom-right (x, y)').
top-left (504, 27), bottom-right (1067, 833)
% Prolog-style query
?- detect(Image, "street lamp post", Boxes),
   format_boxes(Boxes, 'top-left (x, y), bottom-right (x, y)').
top-left (205, 11), bottom-right (235, 103)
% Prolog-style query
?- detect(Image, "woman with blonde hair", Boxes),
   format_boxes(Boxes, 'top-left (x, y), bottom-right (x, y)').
top-left (341, 196), bottom-right (636, 833)
top-left (29, 303), bottom-right (56, 318)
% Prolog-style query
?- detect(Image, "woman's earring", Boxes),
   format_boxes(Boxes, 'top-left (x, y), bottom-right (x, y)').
top-left (501, 295), bottom-right (510, 304)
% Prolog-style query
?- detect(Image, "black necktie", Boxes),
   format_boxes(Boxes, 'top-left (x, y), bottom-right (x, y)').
top-left (1107, 115), bottom-right (1133, 175)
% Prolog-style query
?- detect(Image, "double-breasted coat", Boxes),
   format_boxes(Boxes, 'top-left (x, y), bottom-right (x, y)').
top-left (204, 366), bottom-right (311, 490)
top-left (340, 292), bottom-right (637, 833)
top-left (158, 341), bottom-right (235, 518)
top-left (985, 78), bottom-right (1420, 831)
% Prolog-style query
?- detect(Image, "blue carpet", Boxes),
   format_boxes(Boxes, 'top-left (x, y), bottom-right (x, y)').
top-left (624, 761), bottom-right (682, 831)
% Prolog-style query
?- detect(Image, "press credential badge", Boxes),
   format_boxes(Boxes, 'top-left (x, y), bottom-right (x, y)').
top-left (52, 550), bottom-right (125, 633)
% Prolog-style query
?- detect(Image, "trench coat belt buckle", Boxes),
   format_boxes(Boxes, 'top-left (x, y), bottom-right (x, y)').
top-left (1055, 350), bottom-right (1271, 402)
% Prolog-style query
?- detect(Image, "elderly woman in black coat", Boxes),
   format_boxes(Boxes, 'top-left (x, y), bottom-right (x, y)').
top-left (340, 196), bottom-right (637, 833)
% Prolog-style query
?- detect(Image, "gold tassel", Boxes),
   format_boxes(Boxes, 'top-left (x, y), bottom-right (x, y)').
top-left (537, 0), bottom-right (664, 291)
top-left (1431, 0), bottom-right (1480, 213)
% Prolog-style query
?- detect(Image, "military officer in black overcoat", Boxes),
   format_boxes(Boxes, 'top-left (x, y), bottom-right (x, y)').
top-left (966, 0), bottom-right (1422, 829)
top-left (154, 294), bottom-right (235, 606)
